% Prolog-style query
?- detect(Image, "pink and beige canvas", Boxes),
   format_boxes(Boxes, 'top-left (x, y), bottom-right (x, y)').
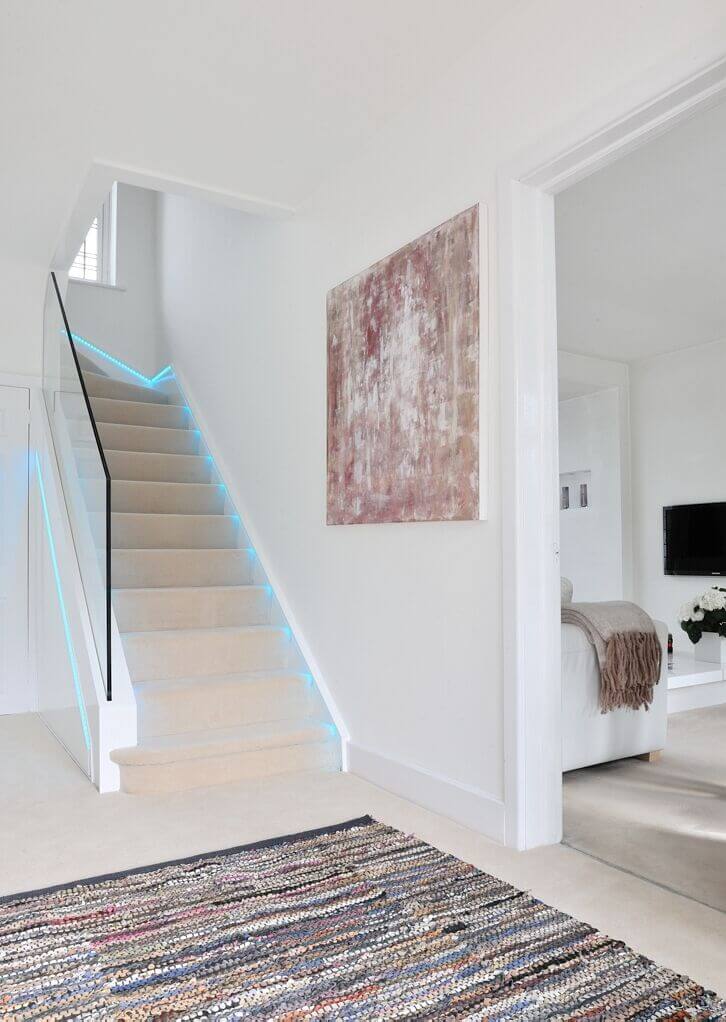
top-left (326, 205), bottom-right (480, 525)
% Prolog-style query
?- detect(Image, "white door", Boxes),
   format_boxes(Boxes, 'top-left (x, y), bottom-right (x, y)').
top-left (0, 385), bottom-right (30, 713)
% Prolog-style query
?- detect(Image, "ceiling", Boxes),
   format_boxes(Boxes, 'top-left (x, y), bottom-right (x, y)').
top-left (555, 95), bottom-right (726, 364)
top-left (0, 0), bottom-right (510, 267)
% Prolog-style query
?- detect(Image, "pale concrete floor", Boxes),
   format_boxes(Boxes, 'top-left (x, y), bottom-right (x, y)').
top-left (564, 705), bottom-right (726, 916)
top-left (2, 714), bottom-right (725, 997)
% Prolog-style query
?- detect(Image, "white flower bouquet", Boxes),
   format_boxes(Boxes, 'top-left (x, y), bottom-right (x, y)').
top-left (679, 586), bottom-right (726, 644)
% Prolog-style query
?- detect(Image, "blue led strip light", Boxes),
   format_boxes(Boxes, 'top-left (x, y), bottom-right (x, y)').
top-left (150, 365), bottom-right (175, 385)
top-left (69, 332), bottom-right (172, 389)
top-left (36, 453), bottom-right (92, 751)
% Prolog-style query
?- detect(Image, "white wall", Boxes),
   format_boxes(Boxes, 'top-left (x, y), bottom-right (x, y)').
top-left (150, 9), bottom-right (726, 830)
top-left (157, 191), bottom-right (503, 816)
top-left (631, 338), bottom-right (726, 648)
top-left (558, 351), bottom-right (633, 599)
top-left (65, 185), bottom-right (163, 377)
top-left (559, 388), bottom-right (624, 602)
top-left (0, 385), bottom-right (30, 713)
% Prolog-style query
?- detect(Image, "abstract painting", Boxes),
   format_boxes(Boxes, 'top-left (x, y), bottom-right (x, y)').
top-left (327, 205), bottom-right (480, 524)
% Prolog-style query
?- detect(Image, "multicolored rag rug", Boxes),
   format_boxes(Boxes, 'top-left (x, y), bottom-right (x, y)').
top-left (1, 817), bottom-right (724, 1020)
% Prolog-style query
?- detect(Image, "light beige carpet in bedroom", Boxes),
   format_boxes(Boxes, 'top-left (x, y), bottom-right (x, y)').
top-left (563, 704), bottom-right (726, 912)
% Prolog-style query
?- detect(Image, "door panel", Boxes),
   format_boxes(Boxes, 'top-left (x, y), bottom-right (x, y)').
top-left (0, 386), bottom-right (30, 713)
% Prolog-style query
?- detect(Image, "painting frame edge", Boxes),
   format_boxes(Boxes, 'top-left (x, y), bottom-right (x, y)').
top-left (477, 201), bottom-right (489, 522)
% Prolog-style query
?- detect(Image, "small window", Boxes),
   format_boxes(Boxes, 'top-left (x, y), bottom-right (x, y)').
top-left (69, 185), bottom-right (117, 285)
top-left (70, 216), bottom-right (102, 282)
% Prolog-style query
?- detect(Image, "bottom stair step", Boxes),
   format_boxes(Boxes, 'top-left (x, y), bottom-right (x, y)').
top-left (134, 670), bottom-right (324, 738)
top-left (110, 719), bottom-right (340, 794)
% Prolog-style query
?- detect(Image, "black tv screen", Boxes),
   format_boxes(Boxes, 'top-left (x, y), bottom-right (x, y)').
top-left (664, 502), bottom-right (726, 576)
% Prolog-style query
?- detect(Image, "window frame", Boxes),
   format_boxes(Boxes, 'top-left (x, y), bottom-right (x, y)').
top-left (69, 184), bottom-right (117, 286)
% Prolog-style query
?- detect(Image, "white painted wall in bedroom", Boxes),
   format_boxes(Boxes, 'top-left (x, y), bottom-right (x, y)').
top-left (558, 388), bottom-right (624, 603)
top-left (630, 338), bottom-right (726, 650)
top-left (65, 185), bottom-right (164, 377)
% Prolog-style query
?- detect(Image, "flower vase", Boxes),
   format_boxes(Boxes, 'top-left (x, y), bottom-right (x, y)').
top-left (694, 631), bottom-right (726, 667)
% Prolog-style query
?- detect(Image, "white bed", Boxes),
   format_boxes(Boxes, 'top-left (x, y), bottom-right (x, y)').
top-left (562, 619), bottom-right (668, 772)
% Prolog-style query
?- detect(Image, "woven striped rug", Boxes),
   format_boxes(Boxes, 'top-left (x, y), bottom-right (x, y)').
top-left (1, 817), bottom-right (723, 1020)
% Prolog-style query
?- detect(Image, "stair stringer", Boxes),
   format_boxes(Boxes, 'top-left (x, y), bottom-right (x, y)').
top-left (163, 363), bottom-right (349, 760)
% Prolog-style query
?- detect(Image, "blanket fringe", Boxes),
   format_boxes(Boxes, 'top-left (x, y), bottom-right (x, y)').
top-left (601, 631), bottom-right (662, 713)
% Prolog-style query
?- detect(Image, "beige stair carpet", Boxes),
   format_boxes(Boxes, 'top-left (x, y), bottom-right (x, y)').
top-left (77, 362), bottom-right (339, 794)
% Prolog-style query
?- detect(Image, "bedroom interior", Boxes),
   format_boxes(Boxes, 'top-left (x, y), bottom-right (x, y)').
top-left (556, 91), bottom-right (726, 911)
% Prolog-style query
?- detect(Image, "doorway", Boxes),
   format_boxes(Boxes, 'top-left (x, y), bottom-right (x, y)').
top-left (501, 58), bottom-right (726, 854)
top-left (554, 93), bottom-right (726, 910)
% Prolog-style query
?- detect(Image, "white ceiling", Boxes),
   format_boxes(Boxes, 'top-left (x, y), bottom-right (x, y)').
top-left (555, 95), bottom-right (726, 363)
top-left (0, 0), bottom-right (509, 268)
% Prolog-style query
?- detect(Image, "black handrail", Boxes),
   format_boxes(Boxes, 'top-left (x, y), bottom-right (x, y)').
top-left (49, 272), bottom-right (113, 700)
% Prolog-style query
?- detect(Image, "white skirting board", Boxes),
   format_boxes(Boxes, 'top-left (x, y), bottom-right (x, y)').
top-left (346, 742), bottom-right (505, 843)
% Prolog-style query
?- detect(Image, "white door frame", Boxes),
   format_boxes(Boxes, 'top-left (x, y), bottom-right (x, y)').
top-left (500, 56), bottom-right (726, 850)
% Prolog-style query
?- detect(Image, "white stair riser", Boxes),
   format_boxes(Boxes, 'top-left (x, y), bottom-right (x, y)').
top-left (113, 586), bottom-right (271, 631)
top-left (106, 450), bottom-right (212, 483)
top-left (136, 675), bottom-right (321, 737)
top-left (116, 739), bottom-right (340, 795)
top-left (112, 549), bottom-right (254, 588)
top-left (91, 397), bottom-right (190, 429)
top-left (122, 628), bottom-right (291, 680)
top-left (110, 513), bottom-right (238, 549)
top-left (83, 373), bottom-right (169, 404)
top-left (82, 479), bottom-right (225, 514)
top-left (113, 482), bottom-right (225, 515)
top-left (98, 422), bottom-right (199, 456)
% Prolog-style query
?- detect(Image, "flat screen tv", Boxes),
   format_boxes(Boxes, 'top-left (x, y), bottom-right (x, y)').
top-left (663, 502), bottom-right (726, 576)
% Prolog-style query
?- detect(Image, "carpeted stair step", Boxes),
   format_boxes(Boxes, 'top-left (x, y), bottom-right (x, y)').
top-left (110, 719), bottom-right (340, 794)
top-left (113, 584), bottom-right (272, 631)
top-left (134, 670), bottom-right (322, 738)
top-left (109, 512), bottom-right (239, 549)
top-left (105, 450), bottom-right (212, 483)
top-left (90, 396), bottom-right (190, 429)
top-left (121, 624), bottom-right (293, 681)
top-left (83, 478), bottom-right (224, 514)
top-left (86, 357), bottom-right (341, 794)
top-left (112, 548), bottom-right (255, 588)
top-left (109, 480), bottom-right (225, 515)
top-left (75, 352), bottom-right (109, 377)
top-left (98, 422), bottom-right (200, 456)
top-left (82, 371), bottom-right (170, 404)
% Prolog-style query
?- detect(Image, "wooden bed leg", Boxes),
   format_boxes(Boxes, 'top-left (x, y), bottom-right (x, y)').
top-left (636, 750), bottom-right (663, 763)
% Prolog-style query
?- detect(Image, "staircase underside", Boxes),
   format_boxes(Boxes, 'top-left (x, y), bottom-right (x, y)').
top-left (76, 359), bottom-right (340, 794)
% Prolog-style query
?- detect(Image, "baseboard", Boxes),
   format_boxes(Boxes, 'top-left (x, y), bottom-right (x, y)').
top-left (346, 742), bottom-right (505, 843)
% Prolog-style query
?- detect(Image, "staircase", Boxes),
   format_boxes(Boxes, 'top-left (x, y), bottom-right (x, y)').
top-left (74, 355), bottom-right (340, 795)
